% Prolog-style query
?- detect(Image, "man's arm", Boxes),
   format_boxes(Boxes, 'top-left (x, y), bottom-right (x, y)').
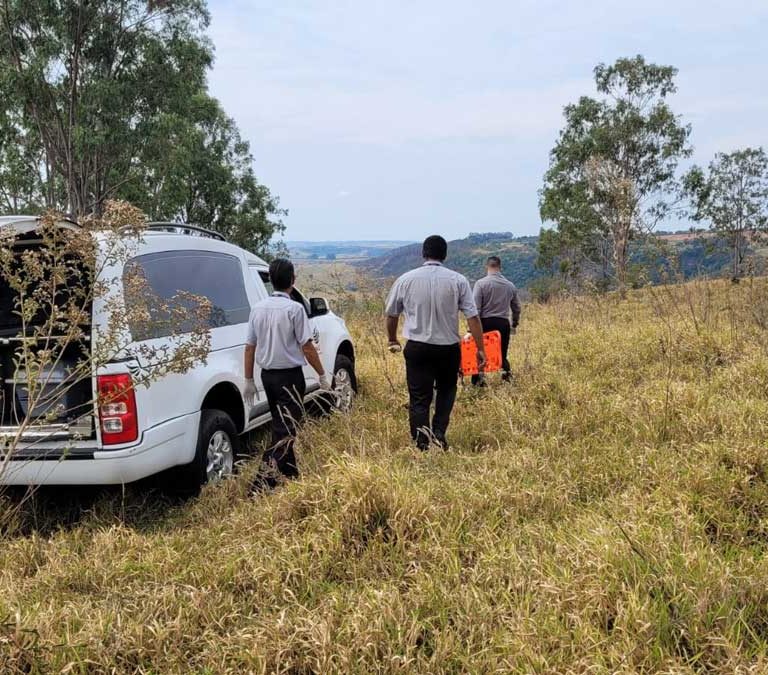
top-left (292, 307), bottom-right (328, 383)
top-left (472, 281), bottom-right (483, 317)
top-left (386, 315), bottom-right (400, 344)
top-left (510, 288), bottom-right (521, 329)
top-left (458, 277), bottom-right (486, 369)
top-left (244, 344), bottom-right (256, 378)
top-left (243, 344), bottom-right (258, 403)
top-left (302, 340), bottom-right (325, 377)
top-left (384, 279), bottom-right (403, 351)
top-left (466, 316), bottom-right (487, 369)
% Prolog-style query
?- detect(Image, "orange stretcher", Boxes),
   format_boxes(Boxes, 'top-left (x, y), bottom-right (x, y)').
top-left (460, 330), bottom-right (502, 376)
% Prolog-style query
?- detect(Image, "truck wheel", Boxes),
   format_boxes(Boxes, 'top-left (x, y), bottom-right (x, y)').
top-left (315, 353), bottom-right (358, 415)
top-left (172, 409), bottom-right (239, 494)
top-left (332, 354), bottom-right (357, 412)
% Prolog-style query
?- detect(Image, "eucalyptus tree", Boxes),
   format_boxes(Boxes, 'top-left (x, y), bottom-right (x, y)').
top-left (0, 0), bottom-right (284, 254)
top-left (540, 56), bottom-right (692, 290)
top-left (683, 148), bottom-right (768, 280)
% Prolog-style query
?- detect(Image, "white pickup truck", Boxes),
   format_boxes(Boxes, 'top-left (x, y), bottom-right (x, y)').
top-left (0, 217), bottom-right (357, 490)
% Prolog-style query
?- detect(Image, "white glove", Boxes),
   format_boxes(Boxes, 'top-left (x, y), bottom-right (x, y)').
top-left (388, 341), bottom-right (402, 354)
top-left (243, 378), bottom-right (258, 404)
top-left (319, 373), bottom-right (333, 391)
top-left (511, 326), bottom-right (517, 335)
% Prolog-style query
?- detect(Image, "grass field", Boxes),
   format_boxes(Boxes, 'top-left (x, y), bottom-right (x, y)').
top-left (3, 278), bottom-right (768, 673)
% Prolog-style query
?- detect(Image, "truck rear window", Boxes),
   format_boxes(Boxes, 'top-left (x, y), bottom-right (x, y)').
top-left (123, 250), bottom-right (250, 340)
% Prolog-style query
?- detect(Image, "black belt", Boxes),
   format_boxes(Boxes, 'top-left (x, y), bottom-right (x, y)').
top-left (262, 366), bottom-right (303, 374)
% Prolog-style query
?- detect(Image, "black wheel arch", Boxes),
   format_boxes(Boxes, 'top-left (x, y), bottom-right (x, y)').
top-left (201, 382), bottom-right (245, 433)
top-left (337, 339), bottom-right (355, 364)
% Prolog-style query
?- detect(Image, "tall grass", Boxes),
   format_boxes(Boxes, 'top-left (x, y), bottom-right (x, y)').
top-left (3, 278), bottom-right (768, 673)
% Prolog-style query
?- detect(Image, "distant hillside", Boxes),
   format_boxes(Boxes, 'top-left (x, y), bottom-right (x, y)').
top-left (356, 231), bottom-right (765, 288)
top-left (357, 233), bottom-right (542, 287)
top-left (287, 240), bottom-right (413, 262)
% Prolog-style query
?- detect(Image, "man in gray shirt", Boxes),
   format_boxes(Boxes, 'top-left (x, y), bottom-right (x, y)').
top-left (472, 255), bottom-right (521, 383)
top-left (385, 235), bottom-right (486, 450)
top-left (244, 258), bottom-right (331, 489)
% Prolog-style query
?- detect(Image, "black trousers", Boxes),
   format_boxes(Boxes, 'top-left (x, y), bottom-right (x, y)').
top-left (260, 366), bottom-right (306, 480)
top-left (472, 316), bottom-right (511, 384)
top-left (403, 340), bottom-right (461, 449)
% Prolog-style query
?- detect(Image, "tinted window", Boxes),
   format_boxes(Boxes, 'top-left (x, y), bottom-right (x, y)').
top-left (124, 250), bottom-right (250, 340)
top-left (256, 269), bottom-right (273, 295)
top-left (290, 287), bottom-right (311, 316)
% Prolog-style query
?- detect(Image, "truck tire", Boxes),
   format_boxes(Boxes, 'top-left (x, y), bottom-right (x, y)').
top-left (316, 353), bottom-right (357, 415)
top-left (171, 409), bottom-right (239, 495)
top-left (332, 354), bottom-right (357, 412)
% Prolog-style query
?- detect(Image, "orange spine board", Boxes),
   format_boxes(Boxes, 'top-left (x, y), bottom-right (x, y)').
top-left (460, 330), bottom-right (502, 375)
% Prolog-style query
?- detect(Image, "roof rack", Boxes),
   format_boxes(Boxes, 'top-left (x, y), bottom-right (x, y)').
top-left (144, 222), bottom-right (226, 242)
top-left (0, 214), bottom-right (80, 228)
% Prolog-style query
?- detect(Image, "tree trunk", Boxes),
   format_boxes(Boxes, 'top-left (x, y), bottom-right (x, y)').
top-left (613, 219), bottom-right (630, 295)
top-left (733, 177), bottom-right (744, 281)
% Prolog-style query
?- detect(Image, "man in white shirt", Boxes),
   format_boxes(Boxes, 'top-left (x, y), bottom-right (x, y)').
top-left (385, 235), bottom-right (486, 450)
top-left (244, 258), bottom-right (331, 488)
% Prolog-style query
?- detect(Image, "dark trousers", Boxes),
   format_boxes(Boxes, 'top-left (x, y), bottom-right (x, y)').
top-left (472, 316), bottom-right (511, 384)
top-left (403, 340), bottom-right (461, 449)
top-left (260, 366), bottom-right (306, 481)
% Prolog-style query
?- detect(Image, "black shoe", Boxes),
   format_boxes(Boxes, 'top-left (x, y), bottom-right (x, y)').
top-left (250, 474), bottom-right (278, 495)
top-left (251, 458), bottom-right (284, 495)
top-left (434, 436), bottom-right (449, 451)
top-left (501, 372), bottom-right (512, 383)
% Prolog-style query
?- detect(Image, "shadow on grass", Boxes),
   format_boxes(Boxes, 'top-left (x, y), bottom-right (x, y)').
top-left (0, 428), bottom-right (271, 539)
top-left (0, 480), bottom-right (191, 539)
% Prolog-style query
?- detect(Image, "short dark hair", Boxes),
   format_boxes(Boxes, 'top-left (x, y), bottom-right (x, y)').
top-left (487, 256), bottom-right (501, 268)
top-left (422, 235), bottom-right (448, 261)
top-left (269, 258), bottom-right (294, 291)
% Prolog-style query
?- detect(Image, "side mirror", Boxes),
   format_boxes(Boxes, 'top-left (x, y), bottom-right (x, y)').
top-left (309, 297), bottom-right (329, 317)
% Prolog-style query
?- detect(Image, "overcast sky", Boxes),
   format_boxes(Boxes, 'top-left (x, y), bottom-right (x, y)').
top-left (207, 0), bottom-right (768, 242)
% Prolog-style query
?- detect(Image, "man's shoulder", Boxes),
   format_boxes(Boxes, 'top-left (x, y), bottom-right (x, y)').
top-left (394, 267), bottom-right (424, 284)
top-left (252, 295), bottom-right (293, 313)
top-left (445, 267), bottom-right (470, 285)
top-left (287, 300), bottom-right (308, 320)
top-left (395, 264), bottom-right (467, 284)
top-left (251, 297), bottom-right (272, 312)
top-left (495, 274), bottom-right (517, 290)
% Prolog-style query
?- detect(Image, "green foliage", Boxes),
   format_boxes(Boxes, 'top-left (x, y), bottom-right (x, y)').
top-left (0, 0), bottom-right (211, 214)
top-left (683, 147), bottom-right (768, 279)
top-left (540, 55), bottom-right (692, 288)
top-left (0, 0), bottom-right (284, 255)
top-left (527, 274), bottom-right (566, 303)
top-left (122, 94), bottom-right (286, 253)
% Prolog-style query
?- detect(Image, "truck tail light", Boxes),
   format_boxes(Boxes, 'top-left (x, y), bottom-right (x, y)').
top-left (97, 373), bottom-right (138, 445)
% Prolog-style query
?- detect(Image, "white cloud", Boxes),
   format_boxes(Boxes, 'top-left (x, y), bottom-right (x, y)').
top-left (205, 0), bottom-right (768, 240)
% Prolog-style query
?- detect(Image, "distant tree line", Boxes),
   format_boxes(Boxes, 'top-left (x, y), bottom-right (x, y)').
top-left (0, 0), bottom-right (285, 255)
top-left (539, 55), bottom-right (768, 290)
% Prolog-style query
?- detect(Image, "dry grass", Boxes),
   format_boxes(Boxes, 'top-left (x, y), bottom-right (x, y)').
top-left (3, 278), bottom-right (768, 673)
